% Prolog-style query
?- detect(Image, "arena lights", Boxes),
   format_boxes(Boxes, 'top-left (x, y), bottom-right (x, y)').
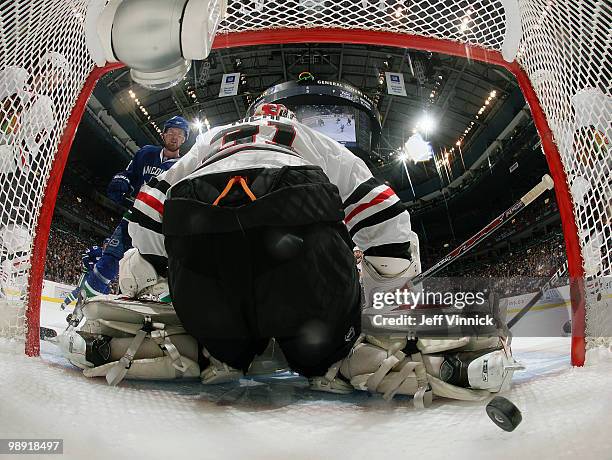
top-left (415, 114), bottom-right (435, 135)
top-left (452, 89), bottom-right (497, 148)
top-left (186, 85), bottom-right (199, 103)
top-left (192, 117), bottom-right (211, 134)
top-left (128, 89), bottom-right (157, 131)
top-left (151, 121), bottom-right (162, 135)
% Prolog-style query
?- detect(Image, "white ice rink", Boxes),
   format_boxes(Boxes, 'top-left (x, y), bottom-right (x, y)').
top-left (0, 299), bottom-right (611, 460)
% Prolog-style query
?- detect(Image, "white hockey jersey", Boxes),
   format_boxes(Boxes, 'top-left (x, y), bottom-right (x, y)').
top-left (128, 115), bottom-right (420, 268)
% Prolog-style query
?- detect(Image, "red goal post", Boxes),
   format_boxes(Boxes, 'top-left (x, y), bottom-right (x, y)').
top-left (1, 0), bottom-right (608, 366)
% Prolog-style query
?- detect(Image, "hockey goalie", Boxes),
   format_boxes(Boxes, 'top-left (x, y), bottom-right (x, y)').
top-left (58, 103), bottom-right (522, 405)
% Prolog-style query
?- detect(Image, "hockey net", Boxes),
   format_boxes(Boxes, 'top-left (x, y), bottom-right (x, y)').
top-left (0, 0), bottom-right (609, 364)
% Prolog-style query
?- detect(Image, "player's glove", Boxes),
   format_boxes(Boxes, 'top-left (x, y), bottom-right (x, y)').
top-left (107, 175), bottom-right (131, 204)
top-left (119, 248), bottom-right (170, 302)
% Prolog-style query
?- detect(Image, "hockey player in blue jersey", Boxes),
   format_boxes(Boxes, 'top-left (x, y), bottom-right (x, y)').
top-left (60, 239), bottom-right (109, 310)
top-left (79, 116), bottom-right (189, 298)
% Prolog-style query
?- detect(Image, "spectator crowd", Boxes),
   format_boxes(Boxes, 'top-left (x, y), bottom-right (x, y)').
top-left (439, 232), bottom-right (568, 297)
top-left (56, 184), bottom-right (118, 231)
top-left (44, 224), bottom-right (96, 286)
top-left (44, 182), bottom-right (120, 287)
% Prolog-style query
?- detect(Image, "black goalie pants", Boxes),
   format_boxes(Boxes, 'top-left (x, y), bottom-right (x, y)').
top-left (163, 165), bottom-right (362, 377)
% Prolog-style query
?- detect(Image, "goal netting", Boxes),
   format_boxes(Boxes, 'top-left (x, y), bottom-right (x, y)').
top-left (0, 0), bottom-right (609, 364)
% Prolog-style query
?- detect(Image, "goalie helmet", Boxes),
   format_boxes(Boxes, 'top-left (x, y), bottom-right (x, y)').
top-left (253, 103), bottom-right (296, 120)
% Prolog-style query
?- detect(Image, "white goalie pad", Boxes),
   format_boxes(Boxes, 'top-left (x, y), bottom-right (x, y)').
top-left (59, 295), bottom-right (200, 385)
top-left (311, 335), bottom-right (523, 406)
top-left (311, 335), bottom-right (433, 408)
top-left (80, 295), bottom-right (184, 330)
top-left (361, 256), bottom-right (420, 311)
top-left (119, 248), bottom-right (169, 301)
top-left (416, 336), bottom-right (501, 354)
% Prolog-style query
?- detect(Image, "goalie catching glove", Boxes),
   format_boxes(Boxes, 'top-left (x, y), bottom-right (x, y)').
top-left (119, 248), bottom-right (171, 302)
top-left (358, 239), bottom-right (420, 311)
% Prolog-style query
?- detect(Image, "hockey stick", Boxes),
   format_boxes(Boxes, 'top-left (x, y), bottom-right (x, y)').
top-left (507, 261), bottom-right (569, 329)
top-left (409, 174), bottom-right (554, 285)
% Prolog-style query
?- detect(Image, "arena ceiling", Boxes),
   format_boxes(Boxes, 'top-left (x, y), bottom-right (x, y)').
top-left (89, 43), bottom-right (526, 198)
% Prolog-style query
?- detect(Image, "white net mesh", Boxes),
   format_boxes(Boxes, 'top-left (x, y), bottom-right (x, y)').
top-left (515, 0), bottom-right (611, 350)
top-left (0, 0), bottom-right (95, 343)
top-left (0, 0), bottom-right (609, 358)
top-left (218, 0), bottom-right (510, 51)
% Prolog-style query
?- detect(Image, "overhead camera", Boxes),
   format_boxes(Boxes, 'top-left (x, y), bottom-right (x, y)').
top-left (87, 0), bottom-right (227, 90)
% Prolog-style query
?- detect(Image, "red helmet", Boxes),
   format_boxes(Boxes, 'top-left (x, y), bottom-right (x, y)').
top-left (253, 103), bottom-right (296, 120)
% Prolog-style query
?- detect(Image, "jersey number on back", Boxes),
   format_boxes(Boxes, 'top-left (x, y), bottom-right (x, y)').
top-left (210, 121), bottom-right (296, 151)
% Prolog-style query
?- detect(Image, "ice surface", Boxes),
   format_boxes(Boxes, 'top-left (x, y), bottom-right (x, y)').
top-left (0, 300), bottom-right (610, 460)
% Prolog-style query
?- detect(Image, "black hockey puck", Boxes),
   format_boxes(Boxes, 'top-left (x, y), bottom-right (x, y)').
top-left (486, 396), bottom-right (522, 432)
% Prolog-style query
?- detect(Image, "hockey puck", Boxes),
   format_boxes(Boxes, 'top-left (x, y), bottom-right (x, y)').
top-left (563, 320), bottom-right (572, 334)
top-left (486, 396), bottom-right (522, 432)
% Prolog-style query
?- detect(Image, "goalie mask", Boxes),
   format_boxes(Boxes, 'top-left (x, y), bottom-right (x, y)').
top-left (253, 103), bottom-right (296, 120)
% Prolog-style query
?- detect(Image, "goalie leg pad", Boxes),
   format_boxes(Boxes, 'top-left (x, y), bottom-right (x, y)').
top-left (416, 336), bottom-right (502, 354)
top-left (58, 297), bottom-right (200, 384)
top-left (84, 355), bottom-right (200, 381)
top-left (312, 335), bottom-right (523, 404)
top-left (310, 335), bottom-right (432, 407)
top-left (108, 334), bottom-right (199, 363)
top-left (339, 336), bottom-right (430, 404)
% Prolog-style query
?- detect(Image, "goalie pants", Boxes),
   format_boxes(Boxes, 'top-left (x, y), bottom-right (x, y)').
top-left (163, 165), bottom-right (362, 377)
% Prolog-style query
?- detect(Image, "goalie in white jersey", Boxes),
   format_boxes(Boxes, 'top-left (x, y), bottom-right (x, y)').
top-left (119, 103), bottom-right (520, 402)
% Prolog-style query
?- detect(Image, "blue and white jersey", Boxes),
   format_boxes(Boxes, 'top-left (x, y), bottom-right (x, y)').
top-left (111, 145), bottom-right (180, 197)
